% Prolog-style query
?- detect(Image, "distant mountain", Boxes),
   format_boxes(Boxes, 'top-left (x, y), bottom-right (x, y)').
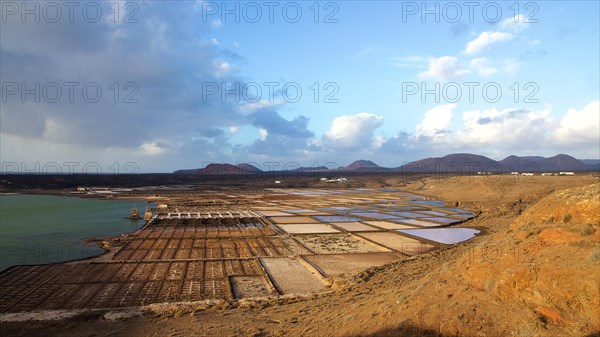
top-left (394, 153), bottom-right (497, 173)
top-left (172, 168), bottom-right (200, 175)
top-left (290, 166), bottom-right (332, 172)
top-left (340, 160), bottom-right (390, 172)
top-left (173, 154), bottom-right (597, 175)
top-left (580, 159), bottom-right (600, 165)
top-left (394, 153), bottom-right (594, 173)
top-left (498, 155), bottom-right (545, 170)
top-left (579, 159), bottom-right (600, 170)
top-left (173, 163), bottom-right (261, 175)
top-left (500, 154), bottom-right (591, 172)
top-left (540, 154), bottom-right (591, 171)
top-left (236, 163), bottom-right (262, 173)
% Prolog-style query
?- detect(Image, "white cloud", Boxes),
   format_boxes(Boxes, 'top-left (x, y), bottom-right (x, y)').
top-left (140, 141), bottom-right (167, 155)
top-left (229, 126), bottom-right (239, 133)
top-left (499, 14), bottom-right (530, 33)
top-left (554, 101), bottom-right (600, 144)
top-left (416, 104), bottom-right (455, 142)
top-left (212, 60), bottom-right (232, 77)
top-left (259, 128), bottom-right (268, 140)
top-left (380, 102), bottom-right (599, 160)
top-left (323, 113), bottom-right (384, 150)
top-left (373, 135), bottom-right (385, 148)
top-left (419, 56), bottom-right (470, 81)
top-left (210, 38), bottom-right (219, 45)
top-left (504, 59), bottom-right (520, 74)
top-left (470, 57), bottom-right (498, 77)
top-left (464, 31), bottom-right (513, 54)
top-left (457, 107), bottom-right (554, 146)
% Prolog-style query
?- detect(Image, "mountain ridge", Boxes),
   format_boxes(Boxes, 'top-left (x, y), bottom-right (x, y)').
top-left (173, 154), bottom-right (599, 174)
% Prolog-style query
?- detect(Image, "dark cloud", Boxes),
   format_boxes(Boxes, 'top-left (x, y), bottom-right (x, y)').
top-left (242, 109), bottom-right (315, 157)
top-left (0, 2), bottom-right (244, 151)
top-left (477, 117), bottom-right (492, 124)
top-left (250, 109), bottom-right (314, 138)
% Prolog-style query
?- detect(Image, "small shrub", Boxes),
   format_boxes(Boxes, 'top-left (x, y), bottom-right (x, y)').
top-left (590, 249), bottom-right (600, 261)
top-left (563, 213), bottom-right (573, 223)
top-left (581, 224), bottom-right (596, 237)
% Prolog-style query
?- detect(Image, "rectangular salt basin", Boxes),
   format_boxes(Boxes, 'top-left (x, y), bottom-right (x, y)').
top-left (422, 217), bottom-right (463, 225)
top-left (357, 232), bottom-right (437, 255)
top-left (277, 224), bottom-right (340, 234)
top-left (305, 253), bottom-right (405, 277)
top-left (374, 203), bottom-right (398, 208)
top-left (393, 206), bottom-right (426, 211)
top-left (352, 212), bottom-right (400, 220)
top-left (415, 210), bottom-right (450, 217)
top-left (317, 207), bottom-right (355, 212)
top-left (410, 200), bottom-right (445, 207)
top-left (363, 221), bottom-right (419, 230)
top-left (256, 210), bottom-right (295, 217)
top-left (313, 215), bottom-right (362, 222)
top-left (294, 234), bottom-right (388, 254)
top-left (386, 211), bottom-right (430, 218)
top-left (347, 209), bottom-right (377, 214)
top-left (329, 222), bottom-right (379, 232)
top-left (282, 209), bottom-right (317, 213)
top-left (270, 216), bottom-right (319, 224)
top-left (260, 258), bottom-right (325, 294)
top-left (393, 219), bottom-right (444, 227)
top-left (397, 228), bottom-right (480, 244)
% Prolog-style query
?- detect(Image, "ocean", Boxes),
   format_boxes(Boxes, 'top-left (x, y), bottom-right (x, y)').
top-left (0, 194), bottom-right (150, 272)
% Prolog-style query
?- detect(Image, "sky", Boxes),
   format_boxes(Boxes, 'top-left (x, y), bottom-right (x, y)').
top-left (1, 0), bottom-right (599, 173)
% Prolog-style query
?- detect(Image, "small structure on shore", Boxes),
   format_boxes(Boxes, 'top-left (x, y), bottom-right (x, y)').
top-left (144, 208), bottom-right (153, 221)
top-left (129, 206), bottom-right (139, 219)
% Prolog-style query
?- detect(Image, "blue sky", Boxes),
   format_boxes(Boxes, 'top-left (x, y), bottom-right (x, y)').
top-left (1, 1), bottom-right (598, 172)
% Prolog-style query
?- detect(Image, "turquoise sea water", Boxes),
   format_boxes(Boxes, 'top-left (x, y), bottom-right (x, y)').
top-left (0, 194), bottom-right (149, 271)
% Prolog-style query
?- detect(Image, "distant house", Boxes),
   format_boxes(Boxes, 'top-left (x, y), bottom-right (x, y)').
top-left (559, 172), bottom-right (575, 176)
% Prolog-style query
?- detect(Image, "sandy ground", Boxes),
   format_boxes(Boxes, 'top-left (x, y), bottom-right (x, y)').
top-left (1, 175), bottom-right (599, 337)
